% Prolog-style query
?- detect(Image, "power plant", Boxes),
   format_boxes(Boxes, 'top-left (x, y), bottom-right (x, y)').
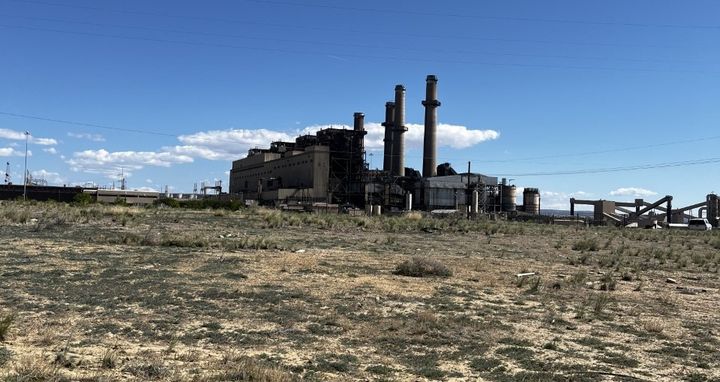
top-left (228, 75), bottom-right (541, 215)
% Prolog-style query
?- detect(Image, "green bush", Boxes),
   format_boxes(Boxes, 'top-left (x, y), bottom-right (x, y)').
top-left (393, 257), bottom-right (452, 278)
top-left (72, 192), bottom-right (95, 205)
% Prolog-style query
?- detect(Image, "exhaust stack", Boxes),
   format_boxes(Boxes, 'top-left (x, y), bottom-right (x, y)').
top-left (422, 75), bottom-right (441, 178)
top-left (353, 112), bottom-right (364, 132)
top-left (392, 85), bottom-right (407, 176)
top-left (382, 102), bottom-right (395, 172)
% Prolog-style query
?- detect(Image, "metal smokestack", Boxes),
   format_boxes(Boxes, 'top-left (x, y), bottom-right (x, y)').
top-left (353, 112), bottom-right (365, 131)
top-left (422, 75), bottom-right (441, 178)
top-left (392, 85), bottom-right (407, 176)
top-left (382, 102), bottom-right (395, 173)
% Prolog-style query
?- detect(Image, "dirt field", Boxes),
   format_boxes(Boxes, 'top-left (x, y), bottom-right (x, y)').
top-left (1, 202), bottom-right (719, 381)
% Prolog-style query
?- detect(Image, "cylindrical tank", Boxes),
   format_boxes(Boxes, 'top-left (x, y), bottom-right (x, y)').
top-left (471, 190), bottom-right (479, 214)
top-left (372, 205), bottom-right (382, 216)
top-left (405, 193), bottom-right (413, 211)
top-left (523, 188), bottom-right (540, 215)
top-left (366, 204), bottom-right (373, 216)
top-left (501, 185), bottom-right (517, 212)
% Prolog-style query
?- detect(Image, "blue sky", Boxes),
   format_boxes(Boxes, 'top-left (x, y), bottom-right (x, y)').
top-left (1, 0), bottom-right (718, 209)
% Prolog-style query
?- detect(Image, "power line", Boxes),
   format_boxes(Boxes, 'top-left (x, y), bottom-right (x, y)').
top-left (3, 23), bottom-right (718, 75)
top-left (4, 1), bottom-right (710, 50)
top-left (242, 0), bottom-right (720, 31)
top-left (2, 13), bottom-right (712, 66)
top-left (493, 157), bottom-right (720, 177)
top-left (0, 111), bottom-right (175, 137)
top-left (13, 0), bottom-right (719, 30)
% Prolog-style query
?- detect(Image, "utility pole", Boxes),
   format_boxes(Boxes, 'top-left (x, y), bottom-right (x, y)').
top-left (23, 131), bottom-right (29, 201)
top-left (466, 161), bottom-right (471, 219)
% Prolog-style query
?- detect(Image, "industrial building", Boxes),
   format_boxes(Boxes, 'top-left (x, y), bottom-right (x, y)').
top-left (229, 75), bottom-right (541, 215)
top-left (571, 193), bottom-right (720, 227)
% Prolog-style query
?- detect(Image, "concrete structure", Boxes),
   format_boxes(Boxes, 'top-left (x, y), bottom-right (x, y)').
top-left (522, 188), bottom-right (541, 215)
top-left (229, 121), bottom-right (366, 206)
top-left (414, 173), bottom-right (498, 211)
top-left (391, 85), bottom-right (407, 176)
top-left (569, 194), bottom-right (719, 227)
top-left (382, 102), bottom-right (395, 173)
top-left (228, 75), bottom-right (540, 214)
top-left (422, 75), bottom-right (441, 178)
top-left (88, 189), bottom-right (160, 205)
top-left (0, 184), bottom-right (84, 202)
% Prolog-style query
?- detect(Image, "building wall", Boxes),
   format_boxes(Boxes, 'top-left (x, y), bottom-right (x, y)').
top-left (229, 146), bottom-right (330, 201)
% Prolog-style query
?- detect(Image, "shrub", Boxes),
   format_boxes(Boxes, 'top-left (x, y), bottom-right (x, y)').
top-left (0, 313), bottom-right (14, 341)
top-left (72, 192), bottom-right (94, 205)
top-left (572, 237), bottom-right (599, 252)
top-left (393, 257), bottom-right (452, 278)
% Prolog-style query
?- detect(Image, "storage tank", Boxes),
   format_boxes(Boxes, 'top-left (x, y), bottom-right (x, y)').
top-left (523, 188), bottom-right (540, 215)
top-left (500, 185), bottom-right (517, 212)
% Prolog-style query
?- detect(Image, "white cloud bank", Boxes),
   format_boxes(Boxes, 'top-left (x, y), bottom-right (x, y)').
top-left (66, 122), bottom-right (498, 178)
top-left (609, 187), bottom-right (657, 198)
top-left (67, 149), bottom-right (193, 178)
top-left (0, 128), bottom-right (57, 145)
top-left (0, 147), bottom-right (28, 157)
top-left (303, 122), bottom-right (499, 151)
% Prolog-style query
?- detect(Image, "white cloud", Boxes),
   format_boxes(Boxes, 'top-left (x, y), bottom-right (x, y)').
top-left (66, 149), bottom-right (193, 177)
top-left (43, 147), bottom-right (58, 155)
top-left (67, 132), bottom-right (106, 142)
top-left (145, 178), bottom-right (153, 183)
top-left (31, 169), bottom-right (65, 185)
top-left (171, 129), bottom-right (293, 161)
top-left (0, 147), bottom-right (26, 157)
top-left (0, 129), bottom-right (57, 145)
top-left (302, 122), bottom-right (499, 151)
top-left (610, 187), bottom-right (657, 198)
top-left (169, 122), bottom-right (498, 162)
top-left (132, 186), bottom-right (158, 192)
top-left (541, 190), bottom-right (592, 210)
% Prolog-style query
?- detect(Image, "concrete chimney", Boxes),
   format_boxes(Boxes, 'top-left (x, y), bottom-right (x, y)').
top-left (382, 102), bottom-right (395, 173)
top-left (353, 112), bottom-right (365, 131)
top-left (392, 85), bottom-right (407, 176)
top-left (422, 75), bottom-right (441, 178)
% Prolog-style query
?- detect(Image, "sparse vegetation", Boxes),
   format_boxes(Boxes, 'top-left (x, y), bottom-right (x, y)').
top-left (0, 201), bottom-right (719, 380)
top-left (393, 256), bottom-right (453, 277)
top-left (0, 313), bottom-right (14, 341)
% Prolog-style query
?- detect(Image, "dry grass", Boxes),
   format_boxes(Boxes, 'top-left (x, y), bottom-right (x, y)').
top-left (0, 201), bottom-right (719, 381)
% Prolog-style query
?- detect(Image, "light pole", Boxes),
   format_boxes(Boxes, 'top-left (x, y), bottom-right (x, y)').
top-left (23, 131), bottom-right (29, 201)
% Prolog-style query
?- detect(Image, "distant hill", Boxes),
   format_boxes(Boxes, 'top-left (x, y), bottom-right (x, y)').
top-left (540, 209), bottom-right (593, 218)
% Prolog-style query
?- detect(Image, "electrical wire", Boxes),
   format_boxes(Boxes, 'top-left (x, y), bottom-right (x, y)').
top-left (1, 13), bottom-right (712, 66)
top-left (3, 0), bottom-right (711, 50)
top-left (2, 23), bottom-right (719, 75)
top-left (241, 0), bottom-right (720, 30)
top-left (492, 157), bottom-right (720, 177)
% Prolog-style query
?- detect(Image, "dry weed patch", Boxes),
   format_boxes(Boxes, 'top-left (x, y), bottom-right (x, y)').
top-left (1, 202), bottom-right (719, 381)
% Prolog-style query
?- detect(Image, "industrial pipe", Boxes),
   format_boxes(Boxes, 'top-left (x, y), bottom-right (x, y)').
top-left (422, 75), bottom-right (441, 178)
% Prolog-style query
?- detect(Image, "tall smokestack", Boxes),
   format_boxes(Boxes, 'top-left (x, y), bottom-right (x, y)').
top-left (353, 112), bottom-right (364, 131)
top-left (382, 102), bottom-right (394, 172)
top-left (392, 85), bottom-right (407, 176)
top-left (422, 75), bottom-right (441, 178)
top-left (353, 112), bottom-right (365, 155)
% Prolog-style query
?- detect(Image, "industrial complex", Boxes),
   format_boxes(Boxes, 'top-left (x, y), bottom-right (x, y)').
top-left (1, 74), bottom-right (717, 228)
top-left (229, 75), bottom-right (541, 215)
